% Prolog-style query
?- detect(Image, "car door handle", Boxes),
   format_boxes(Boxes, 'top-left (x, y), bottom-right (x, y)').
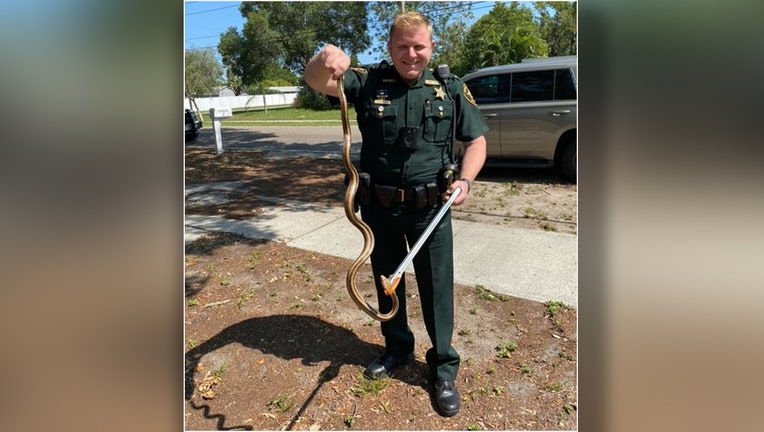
top-left (551, 110), bottom-right (571, 116)
top-left (482, 113), bottom-right (498, 119)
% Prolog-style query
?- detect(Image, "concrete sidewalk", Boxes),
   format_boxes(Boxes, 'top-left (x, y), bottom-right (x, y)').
top-left (185, 182), bottom-right (577, 308)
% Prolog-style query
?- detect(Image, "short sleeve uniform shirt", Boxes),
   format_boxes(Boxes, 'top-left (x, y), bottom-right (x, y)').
top-left (342, 62), bottom-right (488, 187)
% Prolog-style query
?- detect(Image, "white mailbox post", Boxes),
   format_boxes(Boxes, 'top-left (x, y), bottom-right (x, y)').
top-left (209, 107), bottom-right (233, 154)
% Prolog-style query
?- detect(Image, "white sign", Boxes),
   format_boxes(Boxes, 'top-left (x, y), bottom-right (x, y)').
top-left (210, 107), bottom-right (232, 118)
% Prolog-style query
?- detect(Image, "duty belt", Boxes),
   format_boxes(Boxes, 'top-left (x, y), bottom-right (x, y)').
top-left (373, 182), bottom-right (440, 210)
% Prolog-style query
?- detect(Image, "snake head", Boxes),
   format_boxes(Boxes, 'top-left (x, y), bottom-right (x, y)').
top-left (380, 275), bottom-right (400, 297)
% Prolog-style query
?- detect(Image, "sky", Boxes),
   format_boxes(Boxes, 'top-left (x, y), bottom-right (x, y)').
top-left (184, 1), bottom-right (502, 65)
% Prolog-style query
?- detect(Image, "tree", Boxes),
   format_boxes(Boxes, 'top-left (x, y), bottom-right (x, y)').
top-left (534, 2), bottom-right (577, 56)
top-left (237, 2), bottom-right (370, 76)
top-left (218, 9), bottom-right (282, 88)
top-left (366, 1), bottom-right (473, 69)
top-left (459, 3), bottom-right (548, 72)
top-left (184, 48), bottom-right (223, 114)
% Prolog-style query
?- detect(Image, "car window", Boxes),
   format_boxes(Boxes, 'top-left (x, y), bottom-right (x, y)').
top-left (466, 74), bottom-right (510, 104)
top-left (510, 70), bottom-right (554, 102)
top-left (554, 69), bottom-right (577, 100)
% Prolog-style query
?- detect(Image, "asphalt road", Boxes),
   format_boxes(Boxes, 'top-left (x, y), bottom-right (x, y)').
top-left (187, 125), bottom-right (361, 159)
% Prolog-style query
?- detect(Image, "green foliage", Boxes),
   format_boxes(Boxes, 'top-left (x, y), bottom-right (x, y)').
top-left (185, 48), bottom-right (223, 98)
top-left (545, 300), bottom-right (570, 316)
top-left (352, 375), bottom-right (389, 396)
top-left (266, 395), bottom-right (294, 413)
top-left (367, 2), bottom-right (473, 61)
top-left (293, 84), bottom-right (336, 111)
top-left (495, 341), bottom-right (518, 359)
top-left (459, 2), bottom-right (549, 73)
top-left (534, 2), bottom-right (577, 56)
top-left (218, 11), bottom-right (283, 87)
top-left (238, 2), bottom-right (370, 78)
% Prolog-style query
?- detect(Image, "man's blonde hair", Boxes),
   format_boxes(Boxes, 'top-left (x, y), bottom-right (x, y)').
top-left (389, 11), bottom-right (433, 40)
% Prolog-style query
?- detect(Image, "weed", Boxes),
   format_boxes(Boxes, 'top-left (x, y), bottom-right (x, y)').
top-left (187, 298), bottom-right (199, 307)
top-left (469, 307), bottom-right (478, 315)
top-left (352, 375), bottom-right (389, 396)
top-left (237, 288), bottom-right (255, 308)
top-left (187, 338), bottom-right (197, 348)
top-left (344, 415), bottom-right (356, 427)
top-left (495, 341), bottom-right (518, 359)
top-left (467, 424), bottom-right (482, 431)
top-left (563, 403), bottom-right (576, 414)
top-left (545, 301), bottom-right (569, 316)
top-left (549, 381), bottom-right (565, 392)
top-left (559, 351), bottom-right (575, 361)
top-left (458, 327), bottom-right (471, 336)
top-left (486, 366), bottom-right (496, 374)
top-left (474, 286), bottom-right (510, 302)
top-left (474, 285), bottom-right (496, 301)
top-left (522, 206), bottom-right (547, 220)
top-left (220, 275), bottom-right (231, 286)
top-left (266, 395), bottom-right (293, 413)
top-left (492, 385), bottom-right (504, 395)
top-left (212, 363), bottom-right (227, 379)
top-left (363, 319), bottom-right (375, 327)
top-left (311, 293), bottom-right (321, 301)
top-left (540, 222), bottom-right (558, 232)
top-left (380, 400), bottom-right (391, 414)
top-left (520, 365), bottom-right (533, 376)
top-left (248, 251), bottom-right (260, 269)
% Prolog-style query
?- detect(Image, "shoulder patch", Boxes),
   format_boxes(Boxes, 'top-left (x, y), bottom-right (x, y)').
top-left (463, 83), bottom-right (478, 107)
top-left (350, 67), bottom-right (368, 75)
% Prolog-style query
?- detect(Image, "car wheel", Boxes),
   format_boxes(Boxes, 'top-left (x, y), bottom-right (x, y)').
top-left (558, 138), bottom-right (577, 182)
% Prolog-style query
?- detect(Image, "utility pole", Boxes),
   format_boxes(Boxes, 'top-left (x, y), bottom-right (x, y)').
top-left (401, 1), bottom-right (405, 13)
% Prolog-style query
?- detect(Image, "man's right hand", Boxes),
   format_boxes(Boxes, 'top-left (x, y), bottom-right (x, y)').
top-left (304, 44), bottom-right (350, 97)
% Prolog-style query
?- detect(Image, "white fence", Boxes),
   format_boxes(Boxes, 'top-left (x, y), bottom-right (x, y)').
top-left (185, 91), bottom-right (299, 112)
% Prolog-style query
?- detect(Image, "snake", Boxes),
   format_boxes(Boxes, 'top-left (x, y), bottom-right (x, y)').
top-left (337, 74), bottom-right (399, 322)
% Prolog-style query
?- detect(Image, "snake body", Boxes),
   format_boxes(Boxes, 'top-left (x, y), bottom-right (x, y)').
top-left (337, 74), bottom-right (399, 322)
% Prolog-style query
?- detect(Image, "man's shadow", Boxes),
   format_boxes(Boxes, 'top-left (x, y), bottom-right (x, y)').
top-left (185, 314), bottom-right (429, 430)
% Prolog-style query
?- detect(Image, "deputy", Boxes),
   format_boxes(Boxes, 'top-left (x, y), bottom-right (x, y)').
top-left (304, 11), bottom-right (487, 417)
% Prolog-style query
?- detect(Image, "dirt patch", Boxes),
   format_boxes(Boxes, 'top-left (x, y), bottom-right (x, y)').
top-left (184, 148), bottom-right (577, 430)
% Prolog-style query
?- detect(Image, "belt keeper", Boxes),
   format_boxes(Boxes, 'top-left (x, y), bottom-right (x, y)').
top-left (396, 188), bottom-right (405, 202)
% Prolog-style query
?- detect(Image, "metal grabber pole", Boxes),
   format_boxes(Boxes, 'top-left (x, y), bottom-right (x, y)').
top-left (380, 186), bottom-right (462, 296)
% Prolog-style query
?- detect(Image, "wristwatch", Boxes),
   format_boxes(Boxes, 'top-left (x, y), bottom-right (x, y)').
top-left (459, 178), bottom-right (472, 192)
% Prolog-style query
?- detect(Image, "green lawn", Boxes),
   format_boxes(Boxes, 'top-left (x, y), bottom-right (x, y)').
top-left (198, 107), bottom-right (355, 127)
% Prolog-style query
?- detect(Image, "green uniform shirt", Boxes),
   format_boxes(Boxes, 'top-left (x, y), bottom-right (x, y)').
top-left (342, 61), bottom-right (488, 187)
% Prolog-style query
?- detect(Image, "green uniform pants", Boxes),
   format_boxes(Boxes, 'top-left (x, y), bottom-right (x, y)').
top-left (361, 203), bottom-right (460, 381)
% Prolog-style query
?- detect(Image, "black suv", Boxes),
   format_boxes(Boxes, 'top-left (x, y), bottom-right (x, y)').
top-left (185, 109), bottom-right (203, 141)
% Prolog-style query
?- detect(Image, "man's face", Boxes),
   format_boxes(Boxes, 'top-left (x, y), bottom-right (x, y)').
top-left (387, 24), bottom-right (435, 85)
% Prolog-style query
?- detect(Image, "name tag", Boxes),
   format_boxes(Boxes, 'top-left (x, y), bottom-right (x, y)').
top-left (373, 99), bottom-right (391, 105)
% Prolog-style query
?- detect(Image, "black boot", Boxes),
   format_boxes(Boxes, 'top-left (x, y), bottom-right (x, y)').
top-left (363, 352), bottom-right (414, 380)
top-left (434, 380), bottom-right (461, 417)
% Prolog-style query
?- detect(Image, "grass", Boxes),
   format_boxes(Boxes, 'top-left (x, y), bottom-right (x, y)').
top-left (266, 395), bottom-right (294, 413)
top-left (199, 107), bottom-right (355, 127)
top-left (352, 375), bottom-right (389, 396)
top-left (545, 300), bottom-right (571, 316)
top-left (495, 341), bottom-right (518, 359)
top-left (474, 285), bottom-right (510, 302)
top-left (212, 363), bottom-right (227, 379)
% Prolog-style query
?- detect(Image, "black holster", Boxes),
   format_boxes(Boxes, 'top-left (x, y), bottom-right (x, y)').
top-left (344, 171), bottom-right (371, 212)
